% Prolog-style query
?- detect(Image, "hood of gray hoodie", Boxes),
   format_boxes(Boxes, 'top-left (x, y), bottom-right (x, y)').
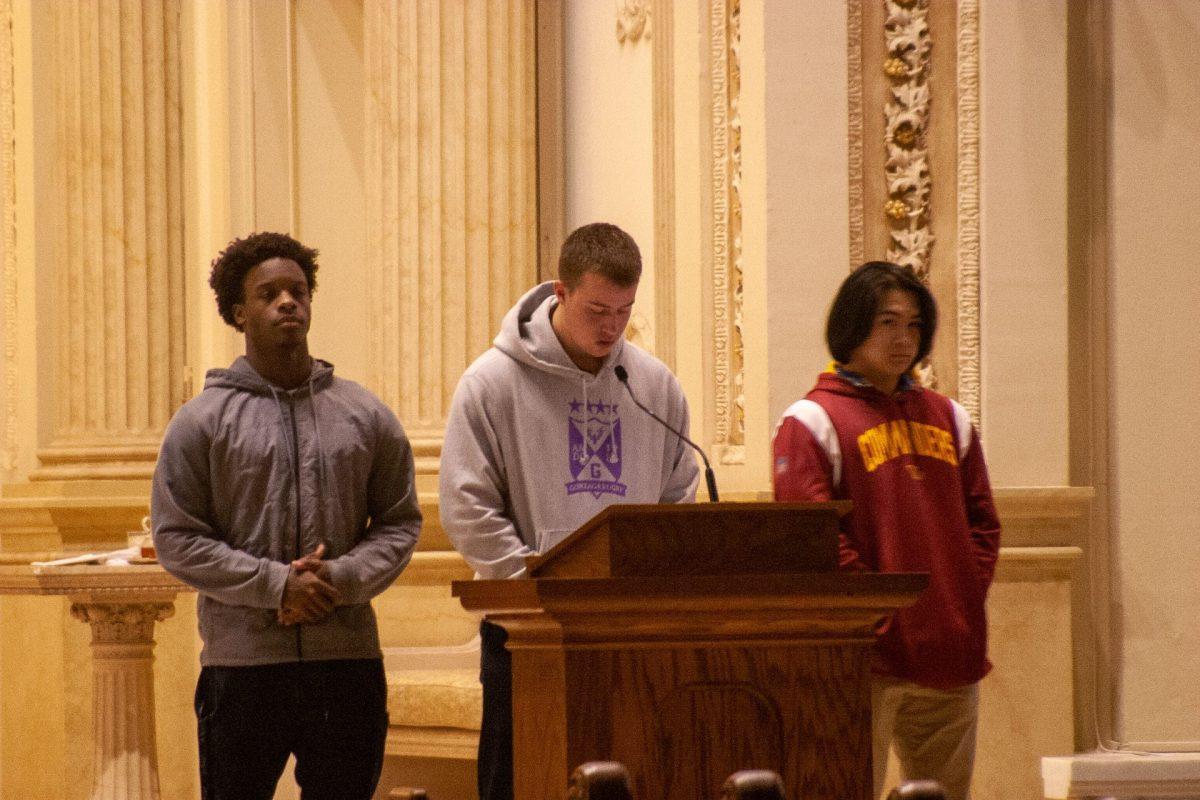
top-left (203, 353), bottom-right (334, 394)
top-left (492, 281), bottom-right (627, 379)
top-left (439, 282), bottom-right (700, 580)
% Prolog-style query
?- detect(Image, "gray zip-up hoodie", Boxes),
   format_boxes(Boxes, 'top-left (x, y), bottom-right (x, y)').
top-left (440, 282), bottom-right (700, 580)
top-left (152, 356), bottom-right (421, 666)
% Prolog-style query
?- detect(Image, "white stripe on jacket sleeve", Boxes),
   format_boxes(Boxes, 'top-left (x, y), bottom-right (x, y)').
top-left (779, 398), bottom-right (842, 489)
top-left (949, 398), bottom-right (973, 460)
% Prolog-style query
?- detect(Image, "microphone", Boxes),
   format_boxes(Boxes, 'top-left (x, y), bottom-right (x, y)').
top-left (614, 365), bottom-right (719, 502)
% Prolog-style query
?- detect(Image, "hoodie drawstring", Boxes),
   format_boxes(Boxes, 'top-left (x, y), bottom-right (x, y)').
top-left (269, 385), bottom-right (298, 481)
top-left (270, 380), bottom-right (331, 558)
top-left (308, 373), bottom-right (332, 553)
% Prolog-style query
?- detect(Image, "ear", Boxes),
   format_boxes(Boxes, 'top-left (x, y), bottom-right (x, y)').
top-left (553, 280), bottom-right (568, 304)
top-left (233, 302), bottom-right (247, 331)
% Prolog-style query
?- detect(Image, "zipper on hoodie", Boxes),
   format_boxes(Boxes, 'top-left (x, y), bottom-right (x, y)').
top-left (287, 393), bottom-right (304, 661)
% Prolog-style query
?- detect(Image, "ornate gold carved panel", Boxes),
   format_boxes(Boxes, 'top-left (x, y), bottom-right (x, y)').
top-left (848, 0), bottom-right (981, 426)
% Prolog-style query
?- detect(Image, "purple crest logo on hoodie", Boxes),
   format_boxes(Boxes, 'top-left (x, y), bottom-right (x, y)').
top-left (566, 398), bottom-right (626, 498)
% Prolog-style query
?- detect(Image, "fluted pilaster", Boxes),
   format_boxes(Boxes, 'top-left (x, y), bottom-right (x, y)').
top-left (365, 0), bottom-right (538, 473)
top-left (0, 0), bottom-right (16, 478)
top-left (37, 0), bottom-right (185, 481)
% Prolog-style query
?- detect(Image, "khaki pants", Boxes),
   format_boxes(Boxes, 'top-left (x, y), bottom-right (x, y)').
top-left (871, 676), bottom-right (979, 800)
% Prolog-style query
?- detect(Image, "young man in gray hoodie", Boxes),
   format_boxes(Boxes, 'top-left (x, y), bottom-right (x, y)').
top-left (152, 232), bottom-right (422, 800)
top-left (440, 222), bottom-right (700, 800)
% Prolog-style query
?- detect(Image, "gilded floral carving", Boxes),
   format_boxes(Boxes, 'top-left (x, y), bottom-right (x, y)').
top-left (851, 0), bottom-right (982, 422)
top-left (617, 0), bottom-right (651, 43)
top-left (883, 0), bottom-right (934, 277)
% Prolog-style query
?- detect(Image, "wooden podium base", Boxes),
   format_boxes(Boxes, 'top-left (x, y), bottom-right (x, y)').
top-left (457, 572), bottom-right (925, 800)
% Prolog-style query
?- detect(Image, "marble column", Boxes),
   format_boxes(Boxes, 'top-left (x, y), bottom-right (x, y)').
top-left (71, 598), bottom-right (174, 800)
top-left (36, 0), bottom-right (185, 481)
top-left (364, 0), bottom-right (538, 473)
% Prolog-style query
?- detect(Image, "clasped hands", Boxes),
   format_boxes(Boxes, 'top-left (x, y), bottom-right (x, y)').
top-left (278, 543), bottom-right (341, 626)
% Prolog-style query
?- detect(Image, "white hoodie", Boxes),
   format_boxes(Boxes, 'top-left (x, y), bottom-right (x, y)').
top-left (439, 282), bottom-right (700, 579)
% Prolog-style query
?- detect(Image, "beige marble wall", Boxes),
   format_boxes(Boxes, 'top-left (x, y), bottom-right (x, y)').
top-left (1109, 0), bottom-right (1200, 749)
top-left (978, 0), bottom-right (1070, 486)
top-left (563, 1), bottom-right (657, 352)
top-left (976, 548), bottom-right (1079, 800)
top-left (294, 0), bottom-right (370, 387)
top-left (760, 0), bottom-right (850, 425)
top-left (593, 9), bottom-right (1082, 796)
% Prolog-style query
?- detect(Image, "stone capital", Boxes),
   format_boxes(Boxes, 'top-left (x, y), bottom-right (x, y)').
top-left (70, 600), bottom-right (175, 645)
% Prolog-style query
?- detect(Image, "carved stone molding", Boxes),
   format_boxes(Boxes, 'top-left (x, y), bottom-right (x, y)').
top-left (0, 479), bottom-right (152, 553)
top-left (617, 0), bottom-right (651, 43)
top-left (847, 0), bottom-right (866, 270)
top-left (706, 0), bottom-right (745, 465)
top-left (652, 0), bottom-right (675, 370)
top-left (1042, 753), bottom-right (1200, 800)
top-left (70, 600), bottom-right (174, 645)
top-left (994, 546), bottom-right (1081, 583)
top-left (41, 0), bottom-right (186, 480)
top-left (992, 485), bottom-right (1094, 548)
top-left (364, 0), bottom-right (537, 471)
top-left (955, 0), bottom-right (982, 427)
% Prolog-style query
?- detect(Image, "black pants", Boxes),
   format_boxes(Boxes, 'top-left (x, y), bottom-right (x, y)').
top-left (195, 658), bottom-right (389, 800)
top-left (479, 620), bottom-right (514, 800)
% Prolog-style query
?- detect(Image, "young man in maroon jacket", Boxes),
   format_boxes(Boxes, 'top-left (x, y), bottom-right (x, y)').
top-left (773, 261), bottom-right (1001, 800)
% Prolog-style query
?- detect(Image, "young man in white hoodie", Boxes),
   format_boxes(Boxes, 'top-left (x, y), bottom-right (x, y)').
top-left (440, 222), bottom-right (700, 800)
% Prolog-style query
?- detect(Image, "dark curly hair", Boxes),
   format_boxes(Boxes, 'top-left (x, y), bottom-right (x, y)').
top-left (209, 232), bottom-right (319, 331)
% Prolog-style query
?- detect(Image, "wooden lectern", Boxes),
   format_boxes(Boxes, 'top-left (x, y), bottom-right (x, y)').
top-left (453, 502), bottom-right (926, 800)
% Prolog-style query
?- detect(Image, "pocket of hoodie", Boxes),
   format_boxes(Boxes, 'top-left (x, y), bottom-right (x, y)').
top-left (534, 528), bottom-right (574, 554)
top-left (197, 598), bottom-right (274, 657)
top-left (332, 603), bottom-right (373, 630)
